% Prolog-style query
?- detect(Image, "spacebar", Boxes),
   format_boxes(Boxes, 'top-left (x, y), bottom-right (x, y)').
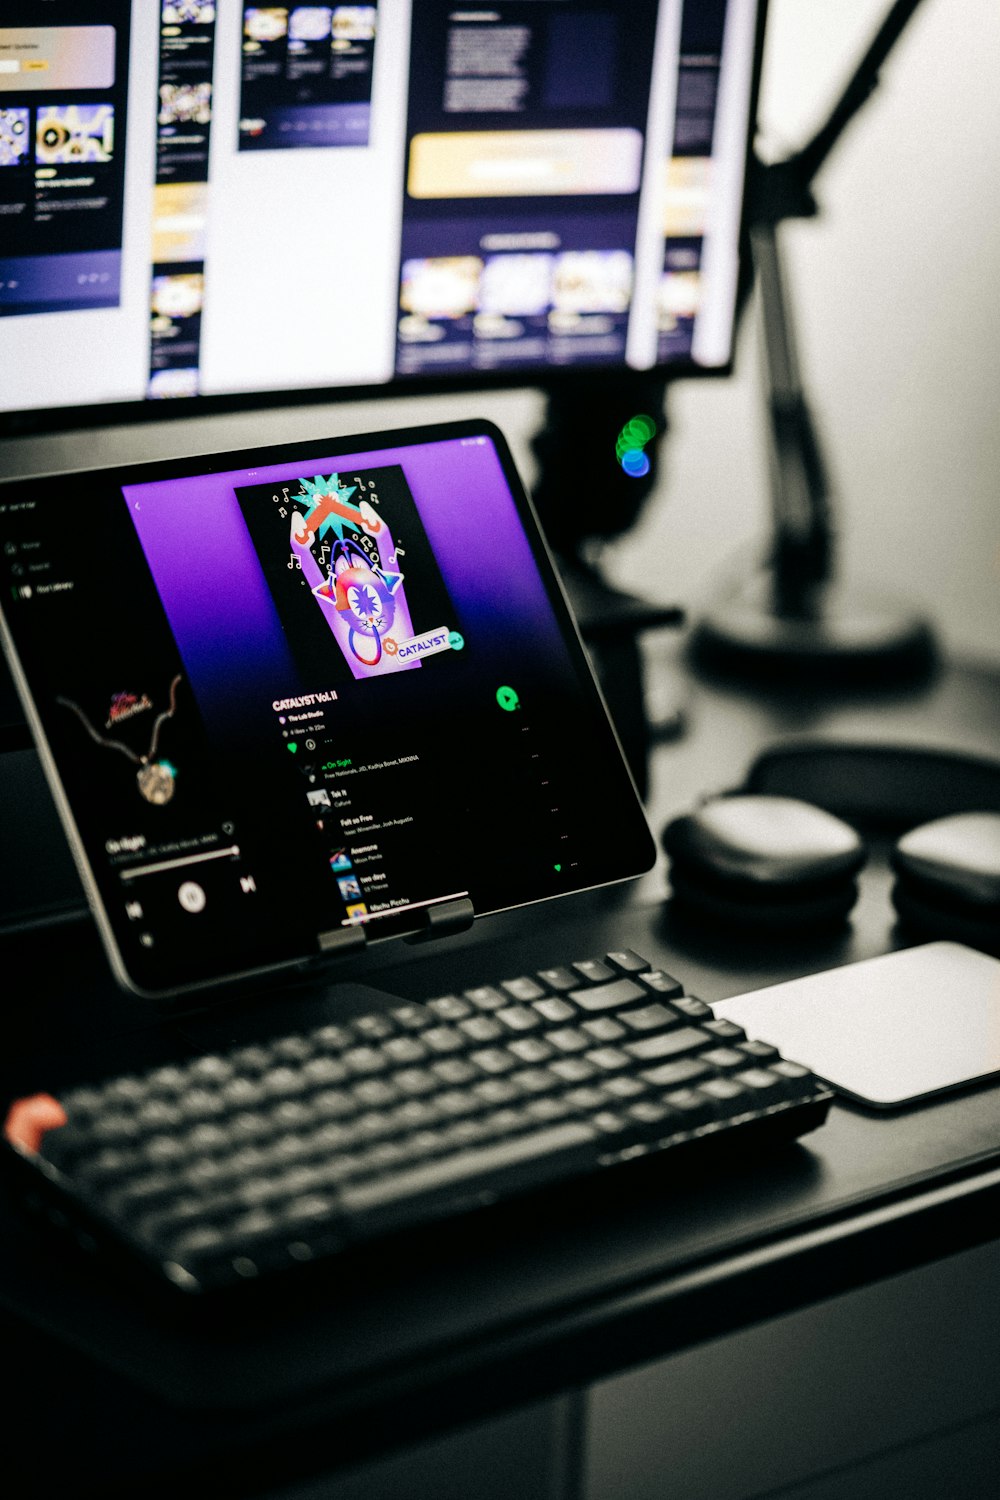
top-left (340, 1122), bottom-right (598, 1235)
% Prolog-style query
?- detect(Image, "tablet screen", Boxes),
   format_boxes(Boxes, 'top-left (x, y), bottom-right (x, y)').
top-left (0, 420), bottom-right (654, 996)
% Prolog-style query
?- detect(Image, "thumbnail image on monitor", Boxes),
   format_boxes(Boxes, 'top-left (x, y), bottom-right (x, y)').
top-left (0, 0), bottom-right (762, 427)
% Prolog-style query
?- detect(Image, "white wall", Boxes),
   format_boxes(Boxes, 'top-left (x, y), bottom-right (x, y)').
top-left (604, 0), bottom-right (1000, 666)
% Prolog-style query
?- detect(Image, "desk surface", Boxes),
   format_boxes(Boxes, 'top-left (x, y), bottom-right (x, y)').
top-left (2, 643), bottom-right (999, 1493)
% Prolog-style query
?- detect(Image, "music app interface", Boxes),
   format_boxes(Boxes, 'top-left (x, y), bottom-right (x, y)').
top-left (1, 428), bottom-right (651, 993)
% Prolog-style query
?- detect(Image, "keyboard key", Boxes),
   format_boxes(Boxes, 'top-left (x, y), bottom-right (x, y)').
top-left (672, 996), bottom-right (714, 1021)
top-left (704, 1019), bottom-right (746, 1042)
top-left (572, 959), bottom-right (615, 985)
top-left (463, 985), bottom-right (507, 1011)
top-left (548, 1028), bottom-right (589, 1053)
top-left (701, 1078), bottom-right (753, 1116)
top-left (496, 1006), bottom-right (542, 1033)
top-left (536, 966), bottom-right (578, 992)
top-left (102, 1076), bottom-right (147, 1108)
top-left (469, 1048), bottom-right (517, 1076)
top-left (311, 1026), bottom-right (354, 1053)
top-left (178, 1087), bottom-right (226, 1119)
top-left (603, 1075), bottom-right (647, 1100)
top-left (268, 1036), bottom-right (314, 1065)
top-left (501, 977), bottom-right (547, 1003)
top-left (509, 1068), bottom-right (556, 1096)
top-left (534, 997), bottom-right (576, 1024)
top-left (564, 1086), bottom-right (611, 1113)
top-left (340, 1122), bottom-right (598, 1234)
top-left (739, 1040), bottom-right (780, 1064)
top-left (429, 1057), bottom-right (478, 1086)
top-left (311, 1089), bottom-right (355, 1119)
top-left (661, 1088), bottom-right (717, 1127)
top-left (136, 1099), bottom-right (184, 1133)
top-left (570, 978), bottom-right (646, 1012)
top-left (772, 1059), bottom-right (811, 1088)
top-left (585, 1047), bottom-right (630, 1072)
top-left (426, 995), bottom-right (473, 1021)
top-left (509, 1036), bottom-right (555, 1065)
top-left (190, 1053), bottom-right (237, 1083)
top-left (352, 1014), bottom-right (396, 1041)
top-left (639, 970), bottom-right (684, 998)
top-left (605, 950), bottom-right (648, 974)
top-left (735, 1068), bottom-right (785, 1101)
top-left (342, 1048), bottom-right (388, 1077)
top-left (643, 1057), bottom-right (712, 1089)
top-left (581, 1016), bottom-right (626, 1043)
top-left (395, 1068), bottom-right (437, 1096)
top-left (301, 1056), bottom-right (350, 1087)
top-left (626, 1027), bottom-right (711, 1062)
top-left (351, 1078), bottom-right (400, 1109)
top-left (383, 1036), bottom-right (428, 1065)
top-left (460, 1015), bottom-right (504, 1044)
top-left (549, 1057), bottom-right (596, 1084)
top-left (432, 1089), bottom-right (477, 1119)
top-left (390, 1004), bottom-right (432, 1032)
top-left (524, 1095), bottom-right (573, 1124)
top-left (700, 1047), bottom-right (747, 1073)
top-left (619, 1003), bottom-right (680, 1032)
top-left (471, 1078), bottom-right (520, 1107)
top-left (422, 1027), bottom-right (464, 1055)
top-left (626, 1100), bottom-right (677, 1131)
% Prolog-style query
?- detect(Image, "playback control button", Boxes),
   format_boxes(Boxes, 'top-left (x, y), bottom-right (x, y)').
top-left (177, 881), bottom-right (207, 914)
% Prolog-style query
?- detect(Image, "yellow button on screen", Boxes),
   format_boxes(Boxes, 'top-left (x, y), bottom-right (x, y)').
top-left (408, 129), bottom-right (643, 200)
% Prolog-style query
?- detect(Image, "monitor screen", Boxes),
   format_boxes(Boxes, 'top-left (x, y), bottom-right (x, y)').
top-left (0, 0), bottom-right (761, 426)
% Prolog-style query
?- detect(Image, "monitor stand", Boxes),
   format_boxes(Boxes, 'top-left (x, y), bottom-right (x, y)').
top-left (692, 0), bottom-right (936, 686)
top-left (530, 373), bottom-right (683, 641)
top-left (530, 374), bottom-right (687, 793)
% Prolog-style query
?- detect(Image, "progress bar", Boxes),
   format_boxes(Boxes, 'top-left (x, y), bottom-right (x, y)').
top-left (119, 845), bottom-right (241, 881)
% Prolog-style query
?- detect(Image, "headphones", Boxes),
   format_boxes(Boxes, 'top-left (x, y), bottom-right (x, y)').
top-left (660, 745), bottom-right (1000, 952)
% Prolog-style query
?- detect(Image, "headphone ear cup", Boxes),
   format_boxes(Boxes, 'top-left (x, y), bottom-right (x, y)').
top-left (890, 812), bottom-right (1000, 952)
top-left (666, 862), bottom-right (860, 934)
top-left (662, 795), bottom-right (866, 937)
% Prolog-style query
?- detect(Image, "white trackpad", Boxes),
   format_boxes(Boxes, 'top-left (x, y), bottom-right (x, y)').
top-left (714, 941), bottom-right (1000, 1107)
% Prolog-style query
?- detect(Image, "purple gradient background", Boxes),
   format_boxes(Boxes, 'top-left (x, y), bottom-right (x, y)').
top-left (122, 435), bottom-right (568, 728)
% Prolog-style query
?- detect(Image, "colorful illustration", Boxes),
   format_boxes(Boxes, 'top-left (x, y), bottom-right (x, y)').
top-left (162, 2), bottom-right (217, 22)
top-left (244, 8), bottom-right (290, 43)
top-left (288, 471), bottom-right (421, 678)
top-left (289, 8), bottom-right (333, 42)
top-left (36, 104), bottom-right (114, 165)
top-left (0, 108), bottom-right (29, 168)
top-left (236, 462), bottom-right (457, 684)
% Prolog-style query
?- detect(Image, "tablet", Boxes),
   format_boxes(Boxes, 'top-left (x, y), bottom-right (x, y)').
top-left (0, 420), bottom-right (654, 998)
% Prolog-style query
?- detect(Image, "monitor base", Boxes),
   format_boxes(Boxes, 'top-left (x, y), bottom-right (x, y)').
top-left (690, 578), bottom-right (936, 686)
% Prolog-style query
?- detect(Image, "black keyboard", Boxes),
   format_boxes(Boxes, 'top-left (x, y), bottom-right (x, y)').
top-left (3, 951), bottom-right (833, 1293)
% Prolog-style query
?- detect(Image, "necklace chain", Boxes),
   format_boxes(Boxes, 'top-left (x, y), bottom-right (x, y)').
top-left (57, 675), bottom-right (182, 765)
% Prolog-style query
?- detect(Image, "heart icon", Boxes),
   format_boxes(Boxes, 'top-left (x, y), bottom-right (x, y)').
top-left (287, 742), bottom-right (298, 754)
top-left (554, 863), bottom-right (562, 872)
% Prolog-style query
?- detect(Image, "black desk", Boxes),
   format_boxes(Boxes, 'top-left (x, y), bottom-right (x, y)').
top-left (2, 644), bottom-right (999, 1499)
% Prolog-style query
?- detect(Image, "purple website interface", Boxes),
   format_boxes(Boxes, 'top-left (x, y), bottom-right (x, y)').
top-left (0, 428), bottom-right (653, 993)
top-left (2, 1), bottom-right (758, 417)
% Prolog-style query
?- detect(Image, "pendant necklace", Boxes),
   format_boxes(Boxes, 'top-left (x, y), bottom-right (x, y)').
top-left (57, 675), bottom-right (182, 805)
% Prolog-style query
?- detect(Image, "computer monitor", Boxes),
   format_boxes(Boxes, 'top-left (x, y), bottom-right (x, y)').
top-left (0, 0), bottom-right (763, 431)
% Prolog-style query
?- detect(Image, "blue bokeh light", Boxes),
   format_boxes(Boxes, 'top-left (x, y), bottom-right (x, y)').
top-left (620, 449), bottom-right (651, 478)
